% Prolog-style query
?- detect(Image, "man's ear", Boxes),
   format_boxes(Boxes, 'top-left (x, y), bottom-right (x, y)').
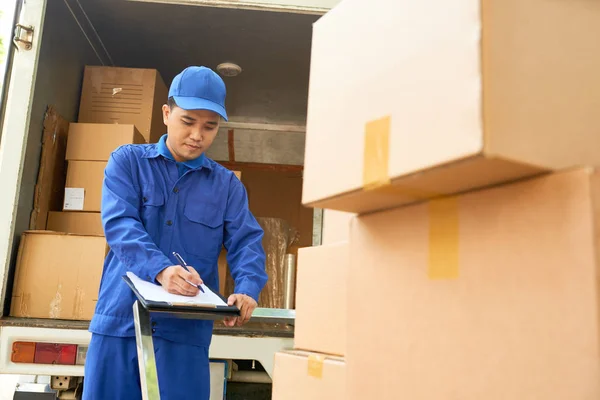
top-left (162, 104), bottom-right (170, 126)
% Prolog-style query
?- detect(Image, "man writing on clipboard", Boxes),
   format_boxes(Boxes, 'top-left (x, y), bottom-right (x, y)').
top-left (82, 66), bottom-right (268, 400)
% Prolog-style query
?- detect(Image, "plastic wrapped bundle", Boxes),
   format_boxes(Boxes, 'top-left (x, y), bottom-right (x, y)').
top-left (225, 217), bottom-right (298, 308)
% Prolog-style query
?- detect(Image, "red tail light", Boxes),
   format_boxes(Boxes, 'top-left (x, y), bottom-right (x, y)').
top-left (34, 343), bottom-right (77, 365)
top-left (12, 341), bottom-right (82, 365)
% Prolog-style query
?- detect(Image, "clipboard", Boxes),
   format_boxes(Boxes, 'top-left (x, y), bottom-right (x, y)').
top-left (122, 274), bottom-right (240, 319)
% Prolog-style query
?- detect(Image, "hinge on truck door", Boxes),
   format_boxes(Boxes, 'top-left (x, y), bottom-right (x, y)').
top-left (13, 23), bottom-right (34, 51)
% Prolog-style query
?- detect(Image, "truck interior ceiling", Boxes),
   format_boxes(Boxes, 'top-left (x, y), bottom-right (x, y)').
top-left (7, 0), bottom-right (320, 313)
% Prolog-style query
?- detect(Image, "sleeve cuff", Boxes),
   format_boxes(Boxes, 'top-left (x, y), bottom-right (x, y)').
top-left (148, 259), bottom-right (172, 284)
top-left (234, 281), bottom-right (261, 303)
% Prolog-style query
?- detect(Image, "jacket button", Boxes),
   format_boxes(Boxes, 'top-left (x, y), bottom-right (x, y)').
top-left (152, 328), bottom-right (156, 334)
top-left (143, 197), bottom-right (148, 202)
top-left (166, 220), bottom-right (173, 226)
top-left (173, 187), bottom-right (179, 193)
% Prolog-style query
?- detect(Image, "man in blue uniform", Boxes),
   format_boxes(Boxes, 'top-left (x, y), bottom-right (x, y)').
top-left (82, 66), bottom-right (268, 399)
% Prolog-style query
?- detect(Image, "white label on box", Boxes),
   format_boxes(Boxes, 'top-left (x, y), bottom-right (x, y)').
top-left (64, 188), bottom-right (85, 210)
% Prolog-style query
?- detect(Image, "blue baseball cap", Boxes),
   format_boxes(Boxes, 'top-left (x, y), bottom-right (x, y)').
top-left (168, 66), bottom-right (228, 121)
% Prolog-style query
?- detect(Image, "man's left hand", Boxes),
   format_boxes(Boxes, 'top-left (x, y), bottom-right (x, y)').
top-left (224, 294), bottom-right (257, 327)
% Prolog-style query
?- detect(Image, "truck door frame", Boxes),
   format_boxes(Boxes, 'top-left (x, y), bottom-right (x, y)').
top-left (0, 0), bottom-right (47, 316)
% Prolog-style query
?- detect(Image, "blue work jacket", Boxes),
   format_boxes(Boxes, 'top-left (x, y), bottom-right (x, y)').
top-left (89, 134), bottom-right (268, 347)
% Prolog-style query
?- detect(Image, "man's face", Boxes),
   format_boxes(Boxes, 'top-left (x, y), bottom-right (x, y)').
top-left (162, 104), bottom-right (220, 162)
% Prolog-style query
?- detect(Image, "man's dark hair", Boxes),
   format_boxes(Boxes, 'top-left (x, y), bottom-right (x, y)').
top-left (167, 97), bottom-right (178, 109)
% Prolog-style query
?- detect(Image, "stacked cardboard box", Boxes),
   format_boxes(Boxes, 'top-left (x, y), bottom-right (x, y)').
top-left (78, 66), bottom-right (168, 144)
top-left (272, 0), bottom-right (600, 398)
top-left (59, 123), bottom-right (144, 222)
top-left (272, 234), bottom-right (348, 399)
top-left (10, 232), bottom-right (109, 320)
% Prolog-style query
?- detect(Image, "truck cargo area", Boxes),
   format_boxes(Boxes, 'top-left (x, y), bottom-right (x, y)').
top-left (0, 0), bottom-right (324, 397)
top-left (2, 0), bottom-right (319, 318)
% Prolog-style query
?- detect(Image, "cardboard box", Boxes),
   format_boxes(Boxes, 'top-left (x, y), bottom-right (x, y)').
top-left (347, 168), bottom-right (600, 399)
top-left (64, 161), bottom-right (107, 212)
top-left (29, 106), bottom-right (69, 230)
top-left (66, 123), bottom-right (145, 161)
top-left (78, 66), bottom-right (168, 144)
top-left (321, 210), bottom-right (354, 245)
top-left (303, 0), bottom-right (600, 214)
top-left (10, 231), bottom-right (107, 320)
top-left (47, 211), bottom-right (103, 236)
top-left (295, 243), bottom-right (347, 356)
top-left (272, 351), bottom-right (346, 400)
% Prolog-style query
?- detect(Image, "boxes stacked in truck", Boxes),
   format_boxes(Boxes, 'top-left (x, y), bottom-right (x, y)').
top-left (10, 66), bottom-right (169, 321)
top-left (272, 0), bottom-right (600, 398)
top-left (54, 65), bottom-right (167, 233)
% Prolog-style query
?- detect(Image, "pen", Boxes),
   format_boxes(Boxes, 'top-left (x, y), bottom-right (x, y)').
top-left (172, 252), bottom-right (205, 293)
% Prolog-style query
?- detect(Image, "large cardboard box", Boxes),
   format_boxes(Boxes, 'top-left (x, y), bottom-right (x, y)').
top-left (66, 123), bottom-right (145, 161)
top-left (295, 243), bottom-right (347, 356)
top-left (321, 210), bottom-right (354, 245)
top-left (10, 231), bottom-right (107, 320)
top-left (64, 161), bottom-right (107, 212)
top-left (272, 351), bottom-right (346, 400)
top-left (347, 168), bottom-right (600, 399)
top-left (78, 66), bottom-right (168, 144)
top-left (303, 0), bottom-right (600, 214)
top-left (47, 211), bottom-right (103, 236)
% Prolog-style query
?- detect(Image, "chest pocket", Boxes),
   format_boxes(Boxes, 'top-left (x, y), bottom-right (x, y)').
top-left (182, 201), bottom-right (224, 257)
top-left (140, 185), bottom-right (165, 233)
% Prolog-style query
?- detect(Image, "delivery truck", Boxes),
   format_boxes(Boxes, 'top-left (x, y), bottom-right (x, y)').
top-left (0, 0), bottom-right (338, 397)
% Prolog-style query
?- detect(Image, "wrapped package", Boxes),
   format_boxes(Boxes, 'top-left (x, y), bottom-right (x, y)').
top-left (225, 217), bottom-right (298, 308)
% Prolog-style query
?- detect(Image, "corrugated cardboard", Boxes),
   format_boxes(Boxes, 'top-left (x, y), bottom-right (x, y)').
top-left (78, 66), bottom-right (168, 144)
top-left (64, 161), bottom-right (107, 212)
top-left (10, 231), bottom-right (107, 320)
top-left (47, 211), bottom-right (103, 236)
top-left (272, 351), bottom-right (346, 400)
top-left (295, 243), bottom-right (347, 356)
top-left (29, 106), bottom-right (69, 230)
top-left (303, 0), bottom-right (600, 214)
top-left (321, 210), bottom-right (354, 245)
top-left (348, 168), bottom-right (600, 399)
top-left (66, 123), bottom-right (145, 161)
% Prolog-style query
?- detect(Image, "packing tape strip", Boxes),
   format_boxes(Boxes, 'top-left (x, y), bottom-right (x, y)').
top-left (428, 197), bottom-right (459, 279)
top-left (370, 183), bottom-right (442, 201)
top-left (362, 116), bottom-right (443, 201)
top-left (307, 354), bottom-right (325, 379)
top-left (363, 116), bottom-right (391, 190)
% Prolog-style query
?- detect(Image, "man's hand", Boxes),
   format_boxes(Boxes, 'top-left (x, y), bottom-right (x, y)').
top-left (156, 265), bottom-right (203, 296)
top-left (223, 294), bottom-right (257, 327)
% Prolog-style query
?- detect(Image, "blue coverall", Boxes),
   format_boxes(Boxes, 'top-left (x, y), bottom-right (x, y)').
top-left (82, 134), bottom-right (268, 399)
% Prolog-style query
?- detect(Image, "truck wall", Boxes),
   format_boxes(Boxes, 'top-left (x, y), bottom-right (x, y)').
top-left (4, 0), bottom-right (100, 315)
